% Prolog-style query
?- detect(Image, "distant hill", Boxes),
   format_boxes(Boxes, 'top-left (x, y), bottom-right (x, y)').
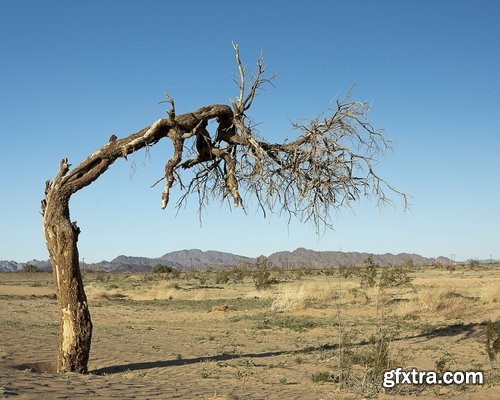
top-left (0, 259), bottom-right (51, 272)
top-left (157, 249), bottom-right (253, 269)
top-left (0, 260), bottom-right (19, 272)
top-left (0, 249), bottom-right (456, 272)
top-left (266, 248), bottom-right (448, 268)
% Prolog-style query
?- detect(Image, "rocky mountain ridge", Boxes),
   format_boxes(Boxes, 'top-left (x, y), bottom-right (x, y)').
top-left (0, 248), bottom-right (454, 272)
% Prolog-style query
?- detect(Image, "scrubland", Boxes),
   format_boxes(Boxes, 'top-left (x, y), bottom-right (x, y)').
top-left (1, 262), bottom-right (499, 399)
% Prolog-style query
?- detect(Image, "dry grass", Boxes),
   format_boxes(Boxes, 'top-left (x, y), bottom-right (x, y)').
top-left (1, 264), bottom-right (500, 399)
top-left (478, 282), bottom-right (500, 304)
top-left (269, 277), bottom-right (365, 312)
top-left (398, 288), bottom-right (475, 319)
top-left (270, 281), bottom-right (336, 312)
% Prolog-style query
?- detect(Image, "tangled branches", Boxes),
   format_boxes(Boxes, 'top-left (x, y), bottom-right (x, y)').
top-left (237, 95), bottom-right (408, 231)
top-left (41, 43), bottom-right (408, 375)
top-left (157, 44), bottom-right (407, 232)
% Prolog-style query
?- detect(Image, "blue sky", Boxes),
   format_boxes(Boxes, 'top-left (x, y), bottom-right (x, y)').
top-left (1, 1), bottom-right (499, 263)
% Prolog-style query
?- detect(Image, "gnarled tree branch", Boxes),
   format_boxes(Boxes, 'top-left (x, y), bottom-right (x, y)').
top-left (42, 44), bottom-right (407, 374)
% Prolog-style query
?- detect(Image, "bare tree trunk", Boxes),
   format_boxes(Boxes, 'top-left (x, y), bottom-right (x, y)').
top-left (41, 106), bottom-right (233, 373)
top-left (40, 47), bottom-right (406, 375)
top-left (43, 176), bottom-right (92, 373)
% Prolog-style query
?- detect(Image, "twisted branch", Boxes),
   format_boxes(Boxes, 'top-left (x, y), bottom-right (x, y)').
top-left (43, 45), bottom-right (406, 235)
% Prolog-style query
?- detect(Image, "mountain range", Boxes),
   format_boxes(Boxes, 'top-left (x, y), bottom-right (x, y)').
top-left (0, 248), bottom-right (453, 272)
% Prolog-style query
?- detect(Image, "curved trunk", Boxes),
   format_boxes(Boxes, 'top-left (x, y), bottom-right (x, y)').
top-left (41, 106), bottom-right (234, 373)
top-left (43, 189), bottom-right (92, 373)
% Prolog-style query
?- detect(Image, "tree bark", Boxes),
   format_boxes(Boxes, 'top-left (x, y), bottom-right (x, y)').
top-left (40, 48), bottom-right (406, 375)
top-left (42, 105), bottom-right (234, 373)
top-left (43, 164), bottom-right (92, 373)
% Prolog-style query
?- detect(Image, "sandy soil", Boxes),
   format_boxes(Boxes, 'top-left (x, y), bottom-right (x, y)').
top-left (1, 267), bottom-right (499, 399)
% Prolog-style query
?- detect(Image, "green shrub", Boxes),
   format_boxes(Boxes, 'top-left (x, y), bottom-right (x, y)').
top-left (379, 265), bottom-right (413, 288)
top-left (252, 257), bottom-right (272, 290)
top-left (215, 269), bottom-right (231, 284)
top-left (339, 265), bottom-right (356, 278)
top-left (446, 264), bottom-right (456, 273)
top-left (311, 371), bottom-right (332, 383)
top-left (468, 259), bottom-right (481, 270)
top-left (152, 264), bottom-right (174, 274)
top-left (486, 319), bottom-right (500, 364)
top-left (360, 256), bottom-right (378, 288)
top-left (22, 264), bottom-right (39, 273)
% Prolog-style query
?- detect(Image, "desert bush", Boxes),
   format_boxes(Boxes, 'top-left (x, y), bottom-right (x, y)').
top-left (152, 264), bottom-right (169, 273)
top-left (142, 273), bottom-right (159, 282)
top-left (151, 264), bottom-right (180, 279)
top-left (402, 259), bottom-right (416, 269)
top-left (347, 287), bottom-right (370, 303)
top-left (95, 272), bottom-right (111, 282)
top-left (468, 259), bottom-right (481, 270)
top-left (215, 269), bottom-right (231, 284)
top-left (231, 268), bottom-right (245, 283)
top-left (311, 370), bottom-right (333, 383)
top-left (150, 264), bottom-right (181, 280)
top-left (231, 262), bottom-right (251, 283)
top-left (22, 264), bottom-right (39, 273)
top-left (193, 272), bottom-right (209, 285)
top-left (339, 265), bottom-right (357, 279)
top-left (252, 257), bottom-right (273, 291)
top-left (360, 256), bottom-right (378, 288)
top-left (332, 274), bottom-right (404, 396)
top-left (446, 264), bottom-right (456, 273)
top-left (331, 319), bottom-right (397, 395)
top-left (486, 319), bottom-right (500, 366)
top-left (365, 328), bottom-right (392, 378)
top-left (379, 265), bottom-right (413, 288)
top-left (293, 268), bottom-right (305, 280)
top-left (323, 267), bottom-right (337, 276)
top-left (334, 330), bottom-right (356, 386)
top-left (299, 267), bottom-right (317, 276)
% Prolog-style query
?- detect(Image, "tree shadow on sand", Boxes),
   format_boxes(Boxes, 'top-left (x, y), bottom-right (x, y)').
top-left (91, 321), bottom-right (487, 375)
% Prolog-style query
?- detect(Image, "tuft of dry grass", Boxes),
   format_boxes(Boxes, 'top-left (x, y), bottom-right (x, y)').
top-left (85, 284), bottom-right (112, 300)
top-left (478, 282), bottom-right (500, 304)
top-left (270, 286), bottom-right (306, 312)
top-left (397, 287), bottom-right (475, 319)
top-left (270, 281), bottom-right (342, 312)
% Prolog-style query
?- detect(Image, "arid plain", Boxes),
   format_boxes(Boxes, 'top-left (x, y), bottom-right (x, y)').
top-left (1, 263), bottom-right (499, 399)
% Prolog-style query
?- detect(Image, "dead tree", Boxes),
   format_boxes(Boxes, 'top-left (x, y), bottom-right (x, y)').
top-left (41, 43), bottom-right (407, 373)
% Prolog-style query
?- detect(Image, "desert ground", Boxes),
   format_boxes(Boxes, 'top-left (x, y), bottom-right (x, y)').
top-left (1, 262), bottom-right (499, 399)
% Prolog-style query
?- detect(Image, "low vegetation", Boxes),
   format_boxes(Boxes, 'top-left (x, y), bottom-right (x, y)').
top-left (1, 260), bottom-right (499, 398)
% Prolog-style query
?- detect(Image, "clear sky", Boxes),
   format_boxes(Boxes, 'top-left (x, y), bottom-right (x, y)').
top-left (1, 1), bottom-right (499, 263)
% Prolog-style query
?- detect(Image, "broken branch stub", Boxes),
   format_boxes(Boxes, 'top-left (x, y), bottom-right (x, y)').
top-left (42, 44), bottom-right (407, 374)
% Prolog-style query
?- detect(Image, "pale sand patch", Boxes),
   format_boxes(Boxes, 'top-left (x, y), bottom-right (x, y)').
top-left (0, 284), bottom-right (54, 296)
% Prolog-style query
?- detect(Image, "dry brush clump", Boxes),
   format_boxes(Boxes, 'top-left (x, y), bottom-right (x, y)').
top-left (269, 280), bottom-right (343, 312)
top-left (478, 282), bottom-right (500, 304)
top-left (422, 289), bottom-right (473, 318)
top-left (323, 285), bottom-right (405, 396)
top-left (486, 319), bottom-right (500, 367)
